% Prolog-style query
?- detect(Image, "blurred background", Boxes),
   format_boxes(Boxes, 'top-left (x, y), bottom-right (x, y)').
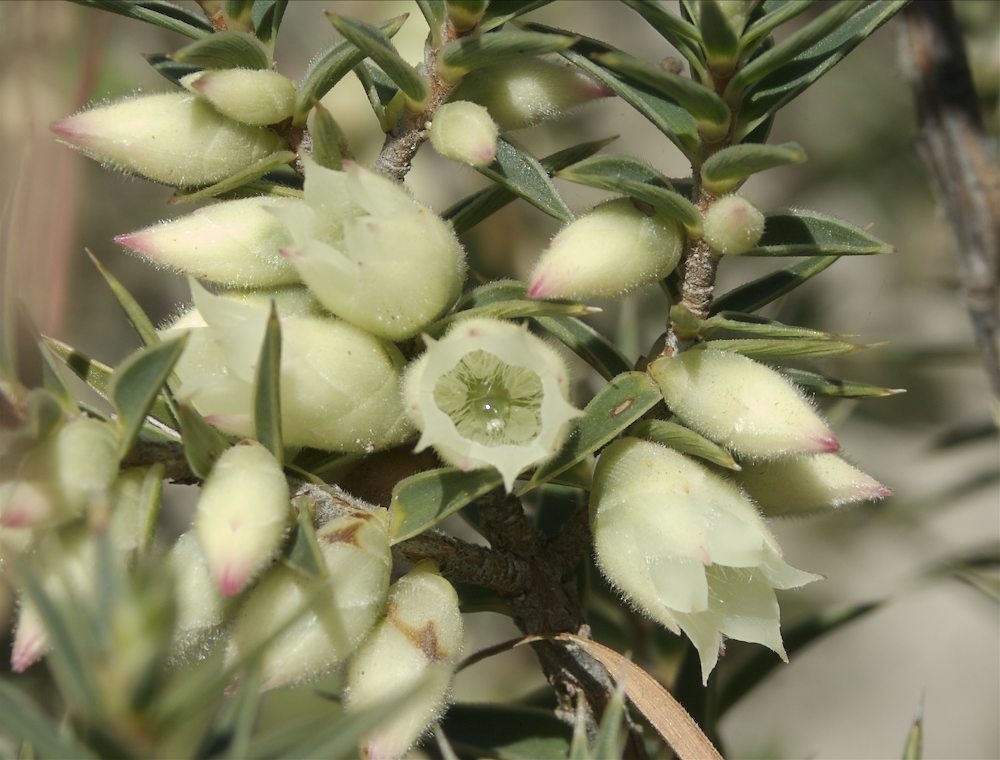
top-left (1, 2), bottom-right (997, 758)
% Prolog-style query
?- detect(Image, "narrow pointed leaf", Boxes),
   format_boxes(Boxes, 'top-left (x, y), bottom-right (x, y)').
top-left (524, 23), bottom-right (700, 160)
top-left (439, 29), bottom-right (577, 76)
top-left (111, 336), bottom-right (188, 457)
top-left (591, 683), bottom-right (628, 760)
top-left (739, 209), bottom-right (894, 256)
top-left (8, 302), bottom-right (44, 390)
top-left (176, 401), bottom-right (229, 479)
top-left (700, 141), bottom-right (806, 193)
top-left (170, 31), bottom-right (269, 70)
top-left (389, 467), bottom-right (503, 543)
top-left (282, 494), bottom-right (326, 579)
top-left (327, 13), bottom-right (428, 103)
top-left (445, 136), bottom-right (616, 233)
top-left (780, 367), bottom-right (905, 398)
top-left (427, 299), bottom-right (597, 336)
top-left (68, 0), bottom-right (212, 39)
top-left (705, 336), bottom-right (868, 359)
top-left (902, 710), bottom-right (924, 760)
top-left (87, 249), bottom-right (159, 348)
top-left (534, 315), bottom-right (632, 381)
top-left (170, 151), bottom-right (296, 204)
top-left (251, 0), bottom-right (288, 43)
top-left (416, 0), bottom-right (446, 38)
top-left (619, 0), bottom-right (704, 74)
top-left (520, 371), bottom-right (662, 494)
top-left (701, 311), bottom-right (834, 339)
top-left (0, 680), bottom-right (98, 760)
top-left (253, 303), bottom-right (283, 462)
top-left (479, 0), bottom-right (552, 32)
top-left (294, 14), bottom-right (406, 124)
top-left (697, 0), bottom-right (740, 72)
top-left (740, 0), bottom-right (814, 53)
top-left (710, 255), bottom-right (839, 314)
top-left (309, 99), bottom-right (350, 170)
top-left (551, 634), bottom-right (724, 760)
top-left (594, 51), bottom-right (730, 133)
top-left (476, 138), bottom-right (573, 222)
top-left (143, 52), bottom-right (203, 87)
top-left (354, 60), bottom-right (399, 132)
top-left (440, 704), bottom-right (572, 760)
top-left (630, 419), bottom-right (740, 470)
top-left (136, 463), bottom-right (165, 555)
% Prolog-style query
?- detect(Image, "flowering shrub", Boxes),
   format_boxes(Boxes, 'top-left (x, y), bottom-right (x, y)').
top-left (10, 1), bottom-right (981, 758)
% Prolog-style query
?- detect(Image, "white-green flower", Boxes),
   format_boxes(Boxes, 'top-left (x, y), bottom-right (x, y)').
top-left (274, 159), bottom-right (466, 341)
top-left (403, 318), bottom-right (581, 491)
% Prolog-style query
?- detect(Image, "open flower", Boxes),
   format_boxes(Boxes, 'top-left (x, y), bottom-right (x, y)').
top-left (403, 318), bottom-right (581, 491)
top-left (590, 438), bottom-right (819, 682)
top-left (273, 159), bottom-right (466, 341)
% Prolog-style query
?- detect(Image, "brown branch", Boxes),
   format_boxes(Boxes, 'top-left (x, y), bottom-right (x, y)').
top-left (899, 1), bottom-right (1000, 409)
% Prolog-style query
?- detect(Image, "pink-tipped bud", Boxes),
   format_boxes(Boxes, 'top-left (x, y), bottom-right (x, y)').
top-left (195, 441), bottom-right (290, 597)
top-left (347, 562), bottom-right (464, 760)
top-left (167, 531), bottom-right (226, 662)
top-left (528, 198), bottom-right (684, 301)
top-left (736, 453), bottom-right (892, 517)
top-left (429, 101), bottom-right (499, 167)
top-left (11, 602), bottom-right (47, 672)
top-left (702, 195), bottom-right (765, 255)
top-left (181, 69), bottom-right (296, 126)
top-left (51, 93), bottom-right (285, 186)
top-left (115, 197), bottom-right (301, 288)
top-left (649, 349), bottom-right (839, 460)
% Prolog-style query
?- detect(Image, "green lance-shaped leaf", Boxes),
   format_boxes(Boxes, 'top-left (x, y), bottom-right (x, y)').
top-left (619, 0), bottom-right (705, 78)
top-left (251, 0), bottom-right (288, 44)
top-left (355, 59), bottom-right (400, 133)
top-left (416, 0), bottom-right (447, 44)
top-left (630, 419), bottom-right (740, 471)
top-left (445, 135), bottom-right (616, 234)
top-left (110, 335), bottom-right (188, 457)
top-left (426, 299), bottom-right (598, 337)
top-left (519, 371), bottom-right (662, 495)
top-left (476, 138), bottom-right (573, 222)
top-left (593, 51), bottom-right (731, 138)
top-left (68, 0), bottom-right (213, 39)
top-left (389, 467), bottom-right (504, 543)
top-left (282, 494), bottom-right (327, 579)
top-left (143, 52), bottom-right (203, 87)
top-left (704, 336), bottom-right (870, 360)
top-left (0, 677), bottom-right (99, 760)
top-left (524, 23), bottom-right (700, 161)
top-left (136, 463), bottom-right (165, 555)
top-left (253, 302), bottom-right (283, 462)
top-left (700, 141), bottom-right (806, 194)
top-left (556, 154), bottom-right (702, 232)
top-left (170, 30), bottom-right (270, 70)
top-left (175, 401), bottom-right (229, 479)
top-left (700, 311), bottom-right (836, 339)
top-left (438, 29), bottom-right (578, 80)
top-left (780, 367), bottom-right (905, 399)
top-left (169, 150), bottom-right (296, 205)
top-left (710, 255), bottom-right (839, 314)
top-left (739, 0), bottom-right (814, 54)
top-left (590, 681), bottom-right (629, 760)
top-left (327, 13), bottom-right (428, 104)
top-left (901, 708), bottom-right (924, 760)
top-left (86, 249), bottom-right (159, 349)
top-left (479, 0), bottom-right (553, 32)
top-left (441, 704), bottom-right (573, 760)
top-left (534, 315), bottom-right (632, 381)
top-left (697, 0), bottom-right (740, 75)
top-left (309, 99), bottom-right (350, 170)
top-left (738, 209), bottom-right (895, 257)
top-left (294, 14), bottom-right (406, 124)
top-left (732, 0), bottom-right (908, 138)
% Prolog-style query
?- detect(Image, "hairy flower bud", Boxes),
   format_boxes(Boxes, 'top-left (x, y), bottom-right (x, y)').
top-left (649, 349), bottom-right (839, 459)
top-left (164, 283), bottom-right (411, 452)
top-left (591, 438), bottom-right (819, 682)
top-left (181, 69), bottom-right (296, 126)
top-left (403, 318), bottom-right (581, 491)
top-left (346, 562), bottom-right (463, 760)
top-left (115, 197), bottom-right (301, 287)
top-left (275, 160), bottom-right (466, 340)
top-left (429, 101), bottom-right (499, 167)
top-left (50, 93), bottom-right (285, 186)
top-left (735, 454), bottom-right (892, 517)
top-left (226, 509), bottom-right (391, 691)
top-left (450, 58), bottom-right (610, 131)
top-left (167, 531), bottom-right (225, 661)
top-left (195, 441), bottom-right (290, 597)
top-left (527, 198), bottom-right (684, 301)
top-left (702, 195), bottom-right (765, 254)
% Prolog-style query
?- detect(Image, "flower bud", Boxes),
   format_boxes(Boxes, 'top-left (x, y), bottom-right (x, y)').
top-left (195, 441), bottom-right (290, 597)
top-left (701, 195), bottom-right (765, 255)
top-left (115, 197), bottom-right (302, 288)
top-left (181, 69), bottom-right (296, 126)
top-left (591, 438), bottom-right (819, 682)
top-left (226, 509), bottom-right (391, 691)
top-left (275, 160), bottom-right (466, 340)
top-left (450, 58), bottom-right (611, 131)
top-left (403, 318), bottom-right (581, 491)
top-left (165, 284), bottom-right (412, 452)
top-left (527, 198), bottom-right (684, 301)
top-left (649, 349), bottom-right (839, 460)
top-left (735, 454), bottom-right (892, 517)
top-left (346, 562), bottom-right (463, 760)
top-left (429, 101), bottom-right (499, 167)
top-left (51, 93), bottom-right (286, 187)
top-left (166, 530), bottom-right (226, 661)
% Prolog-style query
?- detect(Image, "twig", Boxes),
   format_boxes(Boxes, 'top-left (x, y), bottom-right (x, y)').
top-left (899, 1), bottom-right (1000, 412)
